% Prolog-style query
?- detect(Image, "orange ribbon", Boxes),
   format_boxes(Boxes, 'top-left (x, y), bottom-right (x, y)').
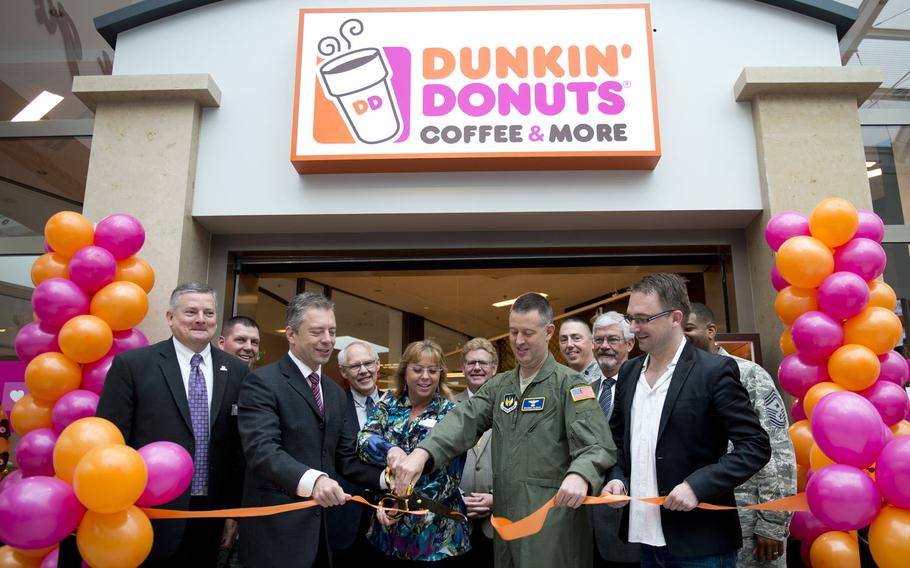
top-left (143, 492), bottom-right (809, 542)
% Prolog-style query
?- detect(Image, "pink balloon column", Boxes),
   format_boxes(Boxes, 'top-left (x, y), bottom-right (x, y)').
top-left (2, 211), bottom-right (157, 565)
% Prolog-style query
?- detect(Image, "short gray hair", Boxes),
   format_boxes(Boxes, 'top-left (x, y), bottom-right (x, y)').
top-left (286, 292), bottom-right (334, 332)
top-left (592, 311), bottom-right (633, 341)
top-left (169, 282), bottom-right (217, 311)
top-left (338, 340), bottom-right (378, 367)
top-left (511, 293), bottom-right (553, 326)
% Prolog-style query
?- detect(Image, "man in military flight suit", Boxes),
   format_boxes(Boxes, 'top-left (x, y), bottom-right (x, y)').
top-left (393, 293), bottom-right (616, 568)
top-left (684, 303), bottom-right (797, 567)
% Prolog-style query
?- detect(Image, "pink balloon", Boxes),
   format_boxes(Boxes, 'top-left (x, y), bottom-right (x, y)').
top-left (14, 321), bottom-right (59, 363)
top-left (811, 391), bottom-right (885, 469)
top-left (0, 476), bottom-right (85, 549)
top-left (855, 209), bottom-right (885, 242)
top-left (791, 509), bottom-right (831, 542)
top-left (94, 214), bottom-right (145, 259)
top-left (791, 311), bottom-right (845, 360)
top-left (860, 380), bottom-right (910, 426)
top-left (15, 428), bottom-right (58, 477)
top-left (68, 245), bottom-right (117, 294)
top-left (771, 265), bottom-right (789, 292)
top-left (39, 548), bottom-right (86, 568)
top-left (109, 328), bottom-right (149, 356)
top-left (80, 355), bottom-right (113, 395)
top-left (817, 272), bottom-right (870, 320)
top-left (0, 470), bottom-right (23, 497)
top-left (135, 441), bottom-right (194, 507)
top-left (779, 354), bottom-right (830, 398)
top-left (51, 390), bottom-right (99, 432)
top-left (792, 398), bottom-right (808, 422)
top-left (31, 278), bottom-right (89, 329)
top-left (879, 351), bottom-right (909, 386)
top-left (834, 238), bottom-right (887, 282)
top-left (766, 211), bottom-right (811, 251)
top-left (883, 421), bottom-right (895, 446)
top-left (876, 437), bottom-right (910, 508)
top-left (806, 464), bottom-right (881, 530)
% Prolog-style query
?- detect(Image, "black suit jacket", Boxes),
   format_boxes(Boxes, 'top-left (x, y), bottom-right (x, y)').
top-left (237, 354), bottom-right (383, 568)
top-left (608, 340), bottom-right (771, 557)
top-left (95, 339), bottom-right (248, 558)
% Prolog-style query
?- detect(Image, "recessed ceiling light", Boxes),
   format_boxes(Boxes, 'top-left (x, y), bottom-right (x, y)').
top-left (868, 168), bottom-right (882, 179)
top-left (11, 91), bottom-right (64, 122)
top-left (866, 161), bottom-right (878, 168)
top-left (492, 293), bottom-right (549, 308)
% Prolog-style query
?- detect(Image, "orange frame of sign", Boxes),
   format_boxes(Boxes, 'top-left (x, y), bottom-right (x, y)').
top-left (291, 4), bottom-right (661, 174)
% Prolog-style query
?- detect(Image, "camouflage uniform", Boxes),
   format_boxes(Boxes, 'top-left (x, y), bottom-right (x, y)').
top-left (719, 348), bottom-right (796, 568)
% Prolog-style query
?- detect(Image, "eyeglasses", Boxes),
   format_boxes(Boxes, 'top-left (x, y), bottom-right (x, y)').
top-left (623, 311), bottom-right (673, 325)
top-left (463, 360), bottom-right (494, 369)
top-left (592, 336), bottom-right (624, 347)
top-left (408, 365), bottom-right (441, 376)
top-left (341, 360), bottom-right (378, 371)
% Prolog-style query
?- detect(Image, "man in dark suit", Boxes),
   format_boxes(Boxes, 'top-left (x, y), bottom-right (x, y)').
top-left (602, 274), bottom-right (771, 567)
top-left (96, 282), bottom-right (249, 565)
top-left (237, 292), bottom-right (384, 568)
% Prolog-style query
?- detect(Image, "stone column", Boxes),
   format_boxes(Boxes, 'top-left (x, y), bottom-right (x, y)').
top-left (734, 67), bottom-right (882, 380)
top-left (73, 75), bottom-right (221, 342)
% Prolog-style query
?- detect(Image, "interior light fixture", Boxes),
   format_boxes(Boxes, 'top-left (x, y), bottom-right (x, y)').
top-left (866, 161), bottom-right (878, 168)
top-left (492, 292), bottom-right (549, 308)
top-left (868, 168), bottom-right (883, 179)
top-left (11, 91), bottom-right (64, 122)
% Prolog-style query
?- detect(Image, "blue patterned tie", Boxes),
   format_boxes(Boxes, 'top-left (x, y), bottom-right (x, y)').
top-left (189, 353), bottom-right (209, 495)
top-left (365, 394), bottom-right (375, 419)
top-left (599, 377), bottom-right (616, 418)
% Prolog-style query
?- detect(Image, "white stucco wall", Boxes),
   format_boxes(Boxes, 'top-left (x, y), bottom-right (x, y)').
top-left (111, 0), bottom-right (842, 232)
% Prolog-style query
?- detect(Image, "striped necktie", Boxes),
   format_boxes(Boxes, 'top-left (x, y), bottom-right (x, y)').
top-left (308, 372), bottom-right (323, 414)
top-left (599, 377), bottom-right (616, 418)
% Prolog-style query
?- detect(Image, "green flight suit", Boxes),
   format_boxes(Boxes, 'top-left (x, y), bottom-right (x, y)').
top-left (420, 354), bottom-right (616, 568)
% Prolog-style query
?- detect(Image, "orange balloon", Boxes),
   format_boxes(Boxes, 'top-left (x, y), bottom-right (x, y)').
top-left (891, 420), bottom-right (910, 438)
top-left (0, 547), bottom-right (41, 568)
top-left (115, 258), bottom-right (155, 293)
top-left (868, 280), bottom-right (898, 311)
top-left (789, 419), bottom-right (814, 467)
top-left (804, 382), bottom-right (847, 419)
top-left (776, 236), bottom-right (835, 289)
top-left (45, 212), bottom-right (94, 258)
top-left (797, 463), bottom-right (809, 491)
top-left (869, 505), bottom-right (910, 568)
top-left (828, 344), bottom-right (881, 391)
top-left (780, 327), bottom-right (797, 357)
top-left (73, 444), bottom-right (148, 513)
top-left (843, 307), bottom-right (903, 355)
top-left (810, 443), bottom-right (837, 472)
top-left (810, 197), bottom-right (859, 248)
top-left (76, 507), bottom-right (153, 568)
top-left (775, 286), bottom-right (819, 325)
top-left (54, 417), bottom-right (125, 484)
top-left (9, 394), bottom-right (54, 435)
top-left (810, 530), bottom-right (860, 568)
top-left (58, 315), bottom-right (113, 364)
top-left (24, 352), bottom-right (82, 401)
top-left (8, 546), bottom-right (53, 559)
top-left (30, 253), bottom-right (69, 286)
top-left (90, 281), bottom-right (149, 331)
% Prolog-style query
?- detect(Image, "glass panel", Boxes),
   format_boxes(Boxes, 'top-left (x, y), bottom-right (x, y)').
top-left (423, 320), bottom-right (469, 382)
top-left (0, 287), bottom-right (34, 359)
top-left (864, 125), bottom-right (910, 224)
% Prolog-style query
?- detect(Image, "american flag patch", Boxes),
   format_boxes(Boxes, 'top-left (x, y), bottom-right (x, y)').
top-left (570, 385), bottom-right (596, 402)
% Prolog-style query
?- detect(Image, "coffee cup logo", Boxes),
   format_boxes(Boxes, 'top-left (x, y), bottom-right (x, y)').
top-left (317, 19), bottom-right (401, 144)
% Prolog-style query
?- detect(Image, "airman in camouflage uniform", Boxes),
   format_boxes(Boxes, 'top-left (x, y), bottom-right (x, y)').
top-left (684, 304), bottom-right (797, 567)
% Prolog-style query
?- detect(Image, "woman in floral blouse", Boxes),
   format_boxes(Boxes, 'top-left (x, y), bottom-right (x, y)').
top-left (357, 340), bottom-right (470, 565)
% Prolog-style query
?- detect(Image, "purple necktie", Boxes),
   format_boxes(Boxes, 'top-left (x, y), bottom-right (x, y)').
top-left (189, 353), bottom-right (209, 495)
top-left (308, 372), bottom-right (323, 414)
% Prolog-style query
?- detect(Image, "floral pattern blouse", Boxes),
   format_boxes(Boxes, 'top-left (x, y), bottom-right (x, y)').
top-left (357, 391), bottom-right (470, 561)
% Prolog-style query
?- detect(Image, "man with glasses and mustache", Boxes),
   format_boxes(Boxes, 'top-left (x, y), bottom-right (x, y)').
top-left (602, 274), bottom-right (770, 568)
top-left (455, 337), bottom-right (499, 568)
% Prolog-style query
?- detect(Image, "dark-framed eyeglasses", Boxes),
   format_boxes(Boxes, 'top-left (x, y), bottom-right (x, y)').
top-left (341, 360), bottom-right (379, 371)
top-left (463, 360), bottom-right (494, 369)
top-left (623, 311), bottom-right (673, 326)
top-left (592, 336), bottom-right (624, 347)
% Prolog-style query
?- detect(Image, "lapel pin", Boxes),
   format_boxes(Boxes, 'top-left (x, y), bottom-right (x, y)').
top-left (219, 365), bottom-right (228, 371)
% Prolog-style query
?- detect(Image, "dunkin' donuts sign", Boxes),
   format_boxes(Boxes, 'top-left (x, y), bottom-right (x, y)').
top-left (291, 5), bottom-right (660, 174)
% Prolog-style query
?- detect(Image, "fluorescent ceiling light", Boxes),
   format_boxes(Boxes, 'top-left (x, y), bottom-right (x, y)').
top-left (492, 292), bottom-right (549, 308)
top-left (868, 168), bottom-right (883, 178)
top-left (334, 336), bottom-right (389, 354)
top-left (11, 91), bottom-right (64, 122)
top-left (866, 161), bottom-right (878, 168)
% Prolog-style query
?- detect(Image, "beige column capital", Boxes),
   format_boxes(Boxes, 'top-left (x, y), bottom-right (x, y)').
top-left (735, 66), bottom-right (882, 392)
top-left (75, 74), bottom-right (221, 343)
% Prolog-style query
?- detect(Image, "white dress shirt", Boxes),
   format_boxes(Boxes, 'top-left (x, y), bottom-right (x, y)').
top-left (627, 337), bottom-right (687, 547)
top-left (172, 338), bottom-right (213, 408)
top-left (351, 387), bottom-right (380, 429)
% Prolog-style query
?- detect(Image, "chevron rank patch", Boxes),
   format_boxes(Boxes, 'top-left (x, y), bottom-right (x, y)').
top-left (570, 385), bottom-right (596, 402)
top-left (764, 391), bottom-right (788, 429)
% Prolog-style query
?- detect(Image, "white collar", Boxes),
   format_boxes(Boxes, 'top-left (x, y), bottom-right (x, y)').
top-left (351, 387), bottom-right (378, 404)
top-left (287, 350), bottom-right (320, 378)
top-left (173, 337), bottom-right (211, 361)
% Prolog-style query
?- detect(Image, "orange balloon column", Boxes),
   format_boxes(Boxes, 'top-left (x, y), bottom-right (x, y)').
top-left (776, 236), bottom-right (835, 288)
top-left (76, 507), bottom-right (154, 568)
top-left (809, 197), bottom-right (859, 247)
top-left (868, 280), bottom-right (897, 310)
top-left (869, 506), bottom-right (910, 568)
top-left (780, 327), bottom-right (797, 357)
top-left (789, 420), bottom-right (814, 467)
top-left (24, 352), bottom-right (82, 401)
top-left (827, 344), bottom-right (881, 391)
top-left (44, 212), bottom-right (94, 258)
top-left (809, 531), bottom-right (860, 568)
top-left (53, 417), bottom-right (125, 484)
top-left (115, 258), bottom-right (155, 293)
top-left (73, 444), bottom-right (148, 514)
top-left (58, 315), bottom-right (113, 364)
top-left (0, 547), bottom-right (41, 568)
top-left (803, 382), bottom-right (847, 419)
top-left (775, 286), bottom-right (819, 325)
top-left (843, 307), bottom-right (903, 355)
top-left (9, 394), bottom-right (54, 435)
top-left (30, 253), bottom-right (69, 286)
top-left (90, 281), bottom-right (149, 331)
top-left (809, 443), bottom-right (837, 472)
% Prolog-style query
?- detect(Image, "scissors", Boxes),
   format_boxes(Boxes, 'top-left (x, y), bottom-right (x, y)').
top-left (377, 492), bottom-right (468, 523)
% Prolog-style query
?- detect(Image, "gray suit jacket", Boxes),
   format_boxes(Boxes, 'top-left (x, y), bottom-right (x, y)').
top-left (454, 388), bottom-right (494, 538)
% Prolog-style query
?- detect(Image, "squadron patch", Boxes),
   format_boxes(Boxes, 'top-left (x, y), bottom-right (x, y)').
top-left (521, 397), bottom-right (545, 412)
top-left (570, 385), bottom-right (596, 402)
top-left (764, 391), bottom-right (788, 429)
top-left (500, 393), bottom-right (518, 414)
